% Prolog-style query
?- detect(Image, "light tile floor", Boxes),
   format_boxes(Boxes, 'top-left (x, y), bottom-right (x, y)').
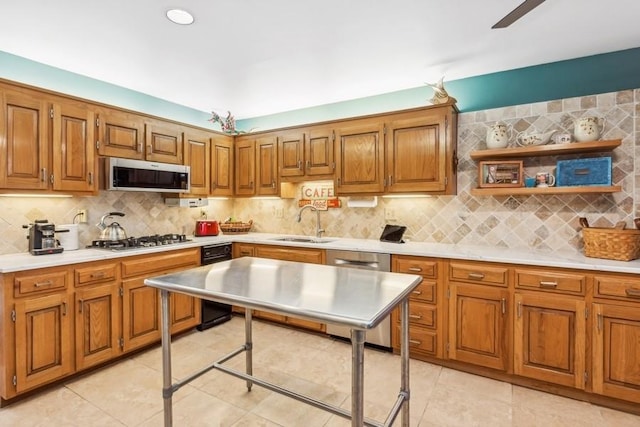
top-left (1, 316), bottom-right (639, 426)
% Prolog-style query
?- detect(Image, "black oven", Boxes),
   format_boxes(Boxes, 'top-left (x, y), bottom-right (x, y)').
top-left (197, 243), bottom-right (233, 330)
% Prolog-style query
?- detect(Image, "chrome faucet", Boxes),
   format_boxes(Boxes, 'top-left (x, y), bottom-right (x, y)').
top-left (296, 205), bottom-right (325, 238)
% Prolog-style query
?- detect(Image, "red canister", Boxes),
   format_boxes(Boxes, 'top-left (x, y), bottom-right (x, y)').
top-left (195, 220), bottom-right (220, 236)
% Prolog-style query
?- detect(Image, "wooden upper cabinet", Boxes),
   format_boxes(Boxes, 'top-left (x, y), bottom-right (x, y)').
top-left (0, 88), bottom-right (49, 190)
top-left (51, 99), bottom-right (96, 193)
top-left (386, 108), bottom-right (452, 193)
top-left (210, 134), bottom-right (234, 196)
top-left (278, 127), bottom-right (335, 181)
top-left (96, 108), bottom-right (145, 160)
top-left (256, 134), bottom-right (278, 196)
top-left (278, 131), bottom-right (305, 179)
top-left (145, 120), bottom-right (183, 164)
top-left (334, 119), bottom-right (385, 194)
top-left (234, 136), bottom-right (255, 196)
top-left (183, 128), bottom-right (210, 196)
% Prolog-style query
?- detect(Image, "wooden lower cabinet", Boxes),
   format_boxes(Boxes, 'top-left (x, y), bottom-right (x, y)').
top-left (122, 276), bottom-right (161, 352)
top-left (514, 292), bottom-right (586, 389)
top-left (13, 292), bottom-right (73, 393)
top-left (391, 255), bottom-right (443, 358)
top-left (448, 282), bottom-right (510, 371)
top-left (75, 283), bottom-right (121, 370)
top-left (592, 302), bottom-right (640, 403)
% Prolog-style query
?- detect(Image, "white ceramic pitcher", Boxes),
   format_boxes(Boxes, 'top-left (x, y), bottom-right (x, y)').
top-left (486, 123), bottom-right (511, 149)
top-left (574, 116), bottom-right (606, 142)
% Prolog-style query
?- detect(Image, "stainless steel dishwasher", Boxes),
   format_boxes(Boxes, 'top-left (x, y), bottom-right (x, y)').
top-left (325, 249), bottom-right (392, 349)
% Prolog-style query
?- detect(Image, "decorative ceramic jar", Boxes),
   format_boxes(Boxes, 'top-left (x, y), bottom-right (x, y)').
top-left (486, 123), bottom-right (510, 149)
top-left (574, 116), bottom-right (606, 142)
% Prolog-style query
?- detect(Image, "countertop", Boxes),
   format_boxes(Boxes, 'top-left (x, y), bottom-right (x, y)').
top-left (1, 232), bottom-right (640, 274)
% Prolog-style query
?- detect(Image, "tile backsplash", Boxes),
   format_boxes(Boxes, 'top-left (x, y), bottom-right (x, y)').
top-left (1, 89), bottom-right (637, 255)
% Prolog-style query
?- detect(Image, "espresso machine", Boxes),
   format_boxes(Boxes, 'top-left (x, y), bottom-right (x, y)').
top-left (23, 220), bottom-right (64, 255)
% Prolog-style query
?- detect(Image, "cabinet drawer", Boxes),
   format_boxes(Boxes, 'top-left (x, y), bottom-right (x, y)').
top-left (403, 300), bottom-right (436, 328)
top-left (395, 256), bottom-right (437, 279)
top-left (14, 269), bottom-right (68, 296)
top-left (396, 325), bottom-right (437, 355)
top-left (448, 261), bottom-right (508, 287)
top-left (122, 248), bottom-right (200, 278)
top-left (409, 279), bottom-right (436, 303)
top-left (594, 274), bottom-right (640, 301)
top-left (514, 268), bottom-right (586, 295)
top-left (75, 263), bottom-right (118, 286)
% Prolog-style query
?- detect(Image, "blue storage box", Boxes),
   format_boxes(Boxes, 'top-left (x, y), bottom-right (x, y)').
top-left (556, 157), bottom-right (612, 187)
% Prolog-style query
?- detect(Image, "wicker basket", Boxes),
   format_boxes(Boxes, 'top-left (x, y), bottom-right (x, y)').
top-left (219, 220), bottom-right (253, 234)
top-left (582, 226), bottom-right (640, 261)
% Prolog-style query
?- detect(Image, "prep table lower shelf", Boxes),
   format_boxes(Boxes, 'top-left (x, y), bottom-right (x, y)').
top-left (145, 257), bottom-right (422, 427)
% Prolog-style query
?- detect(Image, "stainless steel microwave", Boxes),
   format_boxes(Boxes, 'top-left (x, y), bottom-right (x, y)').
top-left (104, 157), bottom-right (190, 193)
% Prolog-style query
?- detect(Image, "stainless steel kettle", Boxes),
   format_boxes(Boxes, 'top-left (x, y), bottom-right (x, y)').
top-left (97, 212), bottom-right (127, 241)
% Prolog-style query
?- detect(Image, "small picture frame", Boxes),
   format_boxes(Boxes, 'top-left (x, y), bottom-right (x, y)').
top-left (478, 160), bottom-right (523, 188)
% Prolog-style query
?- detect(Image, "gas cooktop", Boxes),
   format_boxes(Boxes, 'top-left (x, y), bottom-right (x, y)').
top-left (89, 234), bottom-right (191, 251)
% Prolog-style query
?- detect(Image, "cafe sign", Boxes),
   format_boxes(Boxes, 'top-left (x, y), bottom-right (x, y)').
top-left (298, 182), bottom-right (341, 209)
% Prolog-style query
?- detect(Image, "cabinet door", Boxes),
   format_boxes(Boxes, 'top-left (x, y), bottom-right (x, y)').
top-left (592, 303), bottom-right (640, 403)
top-left (448, 283), bottom-right (509, 371)
top-left (306, 126), bottom-right (335, 177)
top-left (96, 108), bottom-right (145, 159)
top-left (170, 292), bottom-right (200, 333)
top-left (75, 283), bottom-right (121, 370)
top-left (0, 89), bottom-right (49, 190)
top-left (278, 131), bottom-right (305, 178)
top-left (121, 277), bottom-right (160, 352)
top-left (386, 111), bottom-right (447, 193)
top-left (233, 243), bottom-right (255, 258)
top-left (334, 120), bottom-right (385, 194)
top-left (514, 293), bottom-right (585, 388)
top-left (210, 134), bottom-right (234, 196)
top-left (254, 245), bottom-right (325, 264)
top-left (14, 293), bottom-right (73, 393)
top-left (183, 129), bottom-right (210, 196)
top-left (234, 137), bottom-right (255, 196)
top-left (51, 100), bottom-right (96, 192)
top-left (256, 135), bottom-right (278, 196)
top-left (145, 121), bottom-right (183, 164)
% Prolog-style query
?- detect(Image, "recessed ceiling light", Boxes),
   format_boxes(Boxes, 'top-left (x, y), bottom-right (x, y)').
top-left (166, 9), bottom-right (194, 25)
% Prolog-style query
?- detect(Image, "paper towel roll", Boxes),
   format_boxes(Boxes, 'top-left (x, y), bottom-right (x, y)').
top-left (57, 224), bottom-right (79, 251)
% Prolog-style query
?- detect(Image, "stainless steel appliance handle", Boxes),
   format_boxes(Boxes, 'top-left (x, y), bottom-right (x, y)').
top-left (333, 258), bottom-right (379, 269)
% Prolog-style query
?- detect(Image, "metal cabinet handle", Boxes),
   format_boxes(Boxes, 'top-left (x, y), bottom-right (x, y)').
top-left (388, 175), bottom-right (393, 186)
top-left (625, 288), bottom-right (640, 298)
top-left (62, 302), bottom-right (67, 316)
top-left (409, 314), bottom-right (422, 320)
top-left (41, 168), bottom-right (47, 182)
top-left (539, 281), bottom-right (558, 288)
top-left (501, 298), bottom-right (506, 315)
top-left (597, 312), bottom-right (603, 331)
top-left (88, 172), bottom-right (94, 185)
top-left (306, 160), bottom-right (311, 169)
top-left (468, 272), bottom-right (485, 280)
top-left (78, 299), bottom-right (84, 313)
top-left (297, 160), bottom-right (302, 170)
top-left (147, 144), bottom-right (153, 154)
top-left (34, 280), bottom-right (53, 288)
top-left (409, 339), bottom-right (422, 346)
top-left (408, 267), bottom-right (423, 272)
top-left (517, 301), bottom-right (522, 318)
top-left (411, 290), bottom-right (422, 296)
top-left (272, 180), bottom-right (276, 189)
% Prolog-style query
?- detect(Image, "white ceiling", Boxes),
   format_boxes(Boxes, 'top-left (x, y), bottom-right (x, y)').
top-left (2, 1), bottom-right (640, 118)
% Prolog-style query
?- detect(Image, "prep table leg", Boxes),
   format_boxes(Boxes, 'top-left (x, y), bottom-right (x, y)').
top-left (351, 329), bottom-right (365, 426)
top-left (245, 309), bottom-right (253, 391)
top-left (161, 289), bottom-right (173, 427)
top-left (400, 298), bottom-right (410, 427)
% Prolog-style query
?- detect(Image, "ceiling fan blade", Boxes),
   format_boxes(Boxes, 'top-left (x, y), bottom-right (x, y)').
top-left (492, 0), bottom-right (546, 29)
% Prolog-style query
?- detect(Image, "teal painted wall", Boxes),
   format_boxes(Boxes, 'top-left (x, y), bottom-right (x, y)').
top-left (0, 51), bottom-right (215, 130)
top-left (238, 47), bottom-right (640, 131)
top-left (2, 47), bottom-right (640, 132)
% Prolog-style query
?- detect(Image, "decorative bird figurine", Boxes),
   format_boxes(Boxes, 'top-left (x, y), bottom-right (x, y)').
top-left (425, 76), bottom-right (456, 105)
top-left (209, 110), bottom-right (240, 134)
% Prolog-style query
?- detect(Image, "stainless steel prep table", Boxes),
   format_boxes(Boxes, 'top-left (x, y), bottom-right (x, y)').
top-left (144, 256), bottom-right (422, 427)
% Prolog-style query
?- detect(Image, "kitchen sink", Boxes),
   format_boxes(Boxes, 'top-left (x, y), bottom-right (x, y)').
top-left (271, 237), bottom-right (334, 244)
